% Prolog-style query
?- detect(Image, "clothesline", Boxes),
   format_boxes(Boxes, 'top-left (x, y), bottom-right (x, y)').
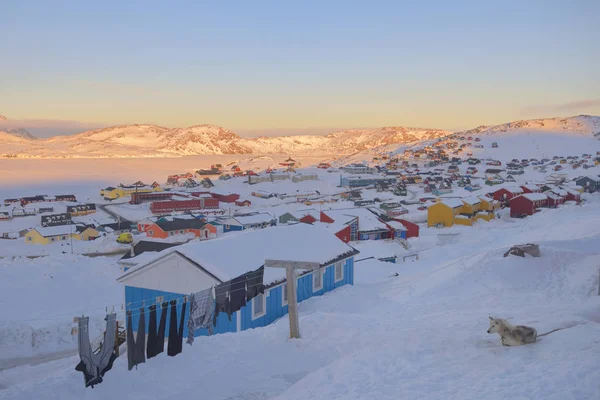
top-left (0, 281), bottom-right (268, 324)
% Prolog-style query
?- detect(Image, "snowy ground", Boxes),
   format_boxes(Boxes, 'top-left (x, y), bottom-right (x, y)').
top-left (1, 195), bottom-right (599, 399)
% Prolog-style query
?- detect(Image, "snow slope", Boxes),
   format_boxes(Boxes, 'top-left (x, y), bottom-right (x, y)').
top-left (1, 195), bottom-right (599, 399)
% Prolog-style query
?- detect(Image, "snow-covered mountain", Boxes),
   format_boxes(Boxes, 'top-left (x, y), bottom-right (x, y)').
top-left (0, 124), bottom-right (450, 158)
top-left (1, 115), bottom-right (599, 159)
top-left (2, 127), bottom-right (36, 140)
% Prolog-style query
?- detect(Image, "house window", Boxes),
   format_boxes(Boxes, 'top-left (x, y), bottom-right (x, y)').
top-left (252, 292), bottom-right (267, 319)
top-left (27, 236), bottom-right (32, 242)
top-left (62, 235), bottom-right (67, 240)
top-left (313, 268), bottom-right (323, 291)
top-left (335, 261), bottom-right (344, 282)
top-left (225, 224), bottom-right (230, 229)
top-left (148, 230), bottom-right (154, 236)
top-left (51, 237), bottom-right (55, 242)
top-left (282, 283), bottom-right (288, 306)
top-left (179, 230), bottom-right (184, 234)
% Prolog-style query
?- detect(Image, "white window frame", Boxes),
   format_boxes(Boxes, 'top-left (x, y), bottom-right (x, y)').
top-left (313, 268), bottom-right (323, 291)
top-left (334, 261), bottom-right (344, 282)
top-left (282, 283), bottom-right (288, 306)
top-left (252, 291), bottom-right (267, 320)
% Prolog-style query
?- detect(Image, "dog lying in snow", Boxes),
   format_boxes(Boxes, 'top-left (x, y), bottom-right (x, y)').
top-left (487, 316), bottom-right (537, 346)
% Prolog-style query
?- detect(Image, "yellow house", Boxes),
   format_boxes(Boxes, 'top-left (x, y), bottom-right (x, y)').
top-left (461, 197), bottom-right (482, 214)
top-left (101, 183), bottom-right (163, 200)
top-left (475, 212), bottom-right (495, 222)
top-left (25, 226), bottom-right (74, 245)
top-left (75, 226), bottom-right (100, 241)
top-left (427, 199), bottom-right (464, 227)
top-left (454, 215), bottom-right (474, 226)
top-left (478, 196), bottom-right (500, 211)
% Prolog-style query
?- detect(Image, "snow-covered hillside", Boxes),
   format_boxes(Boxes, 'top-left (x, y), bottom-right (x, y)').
top-left (0, 123), bottom-right (450, 158)
top-left (1, 196), bottom-right (599, 399)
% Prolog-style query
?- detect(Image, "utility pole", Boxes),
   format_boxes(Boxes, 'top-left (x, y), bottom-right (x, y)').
top-left (264, 259), bottom-right (320, 339)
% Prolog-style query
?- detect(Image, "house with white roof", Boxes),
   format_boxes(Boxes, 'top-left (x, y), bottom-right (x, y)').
top-left (427, 198), bottom-right (465, 227)
top-left (117, 223), bottom-right (359, 337)
top-left (221, 213), bottom-right (277, 233)
top-left (321, 208), bottom-right (393, 241)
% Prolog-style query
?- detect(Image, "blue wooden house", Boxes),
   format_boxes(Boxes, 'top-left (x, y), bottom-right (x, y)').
top-left (117, 224), bottom-right (359, 339)
top-left (221, 213), bottom-right (277, 233)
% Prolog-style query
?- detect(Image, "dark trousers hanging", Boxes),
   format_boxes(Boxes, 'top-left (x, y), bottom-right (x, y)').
top-left (126, 309), bottom-right (146, 371)
top-left (167, 299), bottom-right (187, 357)
top-left (146, 305), bottom-right (157, 359)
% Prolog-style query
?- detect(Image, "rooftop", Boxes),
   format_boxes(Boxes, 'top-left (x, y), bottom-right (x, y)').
top-left (119, 224), bottom-right (358, 286)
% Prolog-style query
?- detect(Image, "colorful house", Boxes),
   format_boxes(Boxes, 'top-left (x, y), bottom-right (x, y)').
top-left (575, 176), bottom-right (600, 193)
top-left (67, 203), bottom-right (97, 216)
top-left (221, 213), bottom-right (277, 233)
top-left (75, 225), bottom-right (101, 241)
top-left (101, 183), bottom-right (162, 200)
top-left (520, 184), bottom-right (541, 194)
top-left (116, 224), bottom-right (359, 339)
top-left (461, 197), bottom-right (481, 215)
top-left (384, 220), bottom-right (407, 239)
top-left (321, 208), bottom-right (391, 241)
top-left (147, 218), bottom-right (217, 240)
top-left (25, 226), bottom-right (74, 244)
top-left (427, 199), bottom-right (464, 227)
top-left (510, 193), bottom-right (548, 218)
top-left (390, 218), bottom-right (420, 238)
top-left (478, 196), bottom-right (500, 211)
top-left (492, 186), bottom-right (524, 202)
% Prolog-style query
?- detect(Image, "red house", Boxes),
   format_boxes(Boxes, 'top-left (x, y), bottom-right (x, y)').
top-left (235, 199), bottom-right (252, 207)
top-left (493, 187), bottom-right (524, 202)
top-left (564, 188), bottom-right (581, 203)
top-left (510, 193), bottom-right (548, 218)
top-left (546, 192), bottom-right (565, 208)
top-left (391, 218), bottom-right (420, 238)
top-left (520, 184), bottom-right (541, 194)
top-left (210, 192), bottom-right (240, 203)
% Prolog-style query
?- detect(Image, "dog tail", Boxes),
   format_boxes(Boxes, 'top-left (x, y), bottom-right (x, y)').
top-left (538, 327), bottom-right (567, 337)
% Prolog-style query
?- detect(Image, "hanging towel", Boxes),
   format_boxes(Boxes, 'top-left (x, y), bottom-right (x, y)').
top-left (167, 299), bottom-right (187, 356)
top-left (229, 275), bottom-right (247, 313)
top-left (187, 287), bottom-right (214, 345)
top-left (126, 309), bottom-right (146, 370)
top-left (214, 281), bottom-right (231, 325)
top-left (146, 305), bottom-right (157, 359)
top-left (155, 302), bottom-right (168, 356)
top-left (75, 313), bottom-right (117, 388)
top-left (245, 266), bottom-right (265, 301)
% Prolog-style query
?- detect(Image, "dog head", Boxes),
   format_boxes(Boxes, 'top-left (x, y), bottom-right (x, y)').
top-left (487, 316), bottom-right (501, 334)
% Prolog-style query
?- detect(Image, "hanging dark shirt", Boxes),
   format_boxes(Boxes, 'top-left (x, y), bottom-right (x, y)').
top-left (245, 266), bottom-right (265, 301)
top-left (229, 275), bottom-right (247, 313)
top-left (214, 281), bottom-right (231, 325)
top-left (126, 310), bottom-right (146, 371)
top-left (146, 305), bottom-right (157, 359)
top-left (155, 302), bottom-right (168, 356)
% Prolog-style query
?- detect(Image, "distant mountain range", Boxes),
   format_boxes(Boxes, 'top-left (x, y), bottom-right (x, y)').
top-left (0, 115), bottom-right (598, 159)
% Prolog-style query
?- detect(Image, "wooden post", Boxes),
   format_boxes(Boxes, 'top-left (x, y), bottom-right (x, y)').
top-left (286, 265), bottom-right (300, 339)
top-left (264, 259), bottom-right (320, 340)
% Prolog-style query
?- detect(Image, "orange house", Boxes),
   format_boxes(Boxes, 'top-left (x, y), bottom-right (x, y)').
top-left (147, 218), bottom-right (217, 240)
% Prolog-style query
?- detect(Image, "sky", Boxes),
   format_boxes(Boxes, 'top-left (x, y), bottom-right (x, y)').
top-left (1, 0), bottom-right (599, 137)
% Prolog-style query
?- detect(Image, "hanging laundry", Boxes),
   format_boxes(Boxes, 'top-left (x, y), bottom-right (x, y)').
top-left (245, 266), bottom-right (265, 301)
top-left (167, 298), bottom-right (187, 357)
top-left (126, 309), bottom-right (146, 371)
top-left (214, 281), bottom-right (232, 325)
top-left (75, 313), bottom-right (117, 388)
top-left (146, 305), bottom-right (157, 359)
top-left (155, 302), bottom-right (168, 356)
top-left (229, 275), bottom-right (247, 313)
top-left (187, 287), bottom-right (214, 345)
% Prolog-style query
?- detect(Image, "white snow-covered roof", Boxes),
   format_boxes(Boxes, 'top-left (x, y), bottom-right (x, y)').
top-left (228, 213), bottom-right (274, 225)
top-left (499, 186), bottom-right (524, 194)
top-left (353, 240), bottom-right (400, 259)
top-left (439, 198), bottom-right (464, 209)
top-left (562, 187), bottom-right (580, 196)
top-left (119, 224), bottom-right (357, 286)
top-left (546, 193), bottom-right (562, 200)
top-left (521, 193), bottom-right (548, 201)
top-left (462, 196), bottom-right (481, 206)
top-left (385, 220), bottom-right (407, 230)
top-left (551, 188), bottom-right (568, 196)
top-left (521, 184), bottom-right (540, 191)
top-left (33, 226), bottom-right (74, 237)
top-left (322, 208), bottom-right (388, 232)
